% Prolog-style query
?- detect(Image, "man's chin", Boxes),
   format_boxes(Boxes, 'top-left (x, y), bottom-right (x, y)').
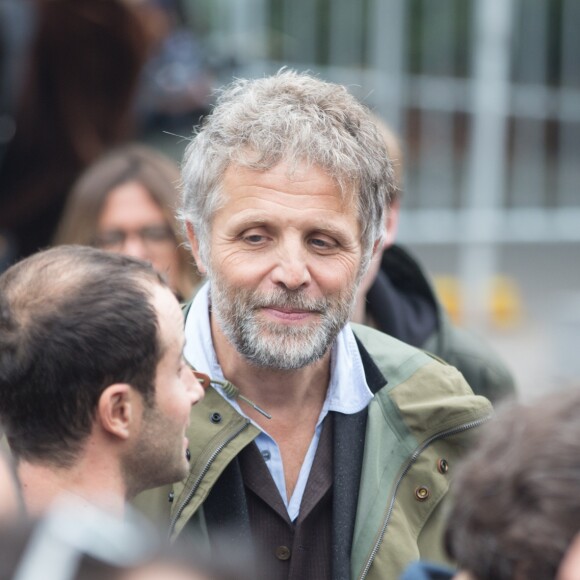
top-left (154, 455), bottom-right (191, 487)
top-left (155, 464), bottom-right (189, 489)
top-left (242, 343), bottom-right (328, 371)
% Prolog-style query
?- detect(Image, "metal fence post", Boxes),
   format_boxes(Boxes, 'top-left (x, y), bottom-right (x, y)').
top-left (460, 0), bottom-right (514, 329)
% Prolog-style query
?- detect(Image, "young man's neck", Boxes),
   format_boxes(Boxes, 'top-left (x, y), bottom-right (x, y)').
top-left (18, 456), bottom-right (127, 518)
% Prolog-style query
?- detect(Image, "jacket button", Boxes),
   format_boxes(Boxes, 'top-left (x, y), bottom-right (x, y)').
top-left (415, 486), bottom-right (430, 501)
top-left (275, 546), bottom-right (291, 561)
top-left (437, 458), bottom-right (449, 474)
top-left (168, 491), bottom-right (175, 503)
top-left (210, 412), bottom-right (222, 424)
top-left (185, 448), bottom-right (191, 461)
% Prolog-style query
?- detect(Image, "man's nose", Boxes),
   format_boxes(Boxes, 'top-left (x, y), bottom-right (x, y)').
top-left (187, 370), bottom-right (205, 406)
top-left (270, 240), bottom-right (311, 290)
top-left (121, 234), bottom-right (149, 260)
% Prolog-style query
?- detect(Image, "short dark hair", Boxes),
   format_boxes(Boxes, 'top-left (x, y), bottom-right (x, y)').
top-left (0, 245), bottom-right (167, 467)
top-left (445, 389), bottom-right (580, 580)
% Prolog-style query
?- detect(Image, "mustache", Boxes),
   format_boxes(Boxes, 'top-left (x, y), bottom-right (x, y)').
top-left (245, 289), bottom-right (329, 312)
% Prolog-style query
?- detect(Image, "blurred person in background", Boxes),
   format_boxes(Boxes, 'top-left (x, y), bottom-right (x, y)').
top-left (352, 117), bottom-right (516, 404)
top-left (0, 503), bottom-right (158, 580)
top-left (0, 246), bottom-right (204, 516)
top-left (0, 502), bottom-right (228, 580)
top-left (556, 534), bottom-right (580, 580)
top-left (0, 235), bottom-right (14, 274)
top-left (54, 144), bottom-right (201, 300)
top-left (121, 0), bottom-right (214, 138)
top-left (123, 537), bottom-right (254, 580)
top-left (0, 0), bottom-right (148, 262)
top-left (400, 388), bottom-right (580, 580)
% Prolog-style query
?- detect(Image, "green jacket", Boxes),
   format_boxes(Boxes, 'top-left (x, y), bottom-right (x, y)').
top-left (135, 323), bottom-right (492, 580)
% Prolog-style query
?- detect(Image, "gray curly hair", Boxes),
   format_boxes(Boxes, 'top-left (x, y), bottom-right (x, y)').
top-left (179, 70), bottom-right (395, 271)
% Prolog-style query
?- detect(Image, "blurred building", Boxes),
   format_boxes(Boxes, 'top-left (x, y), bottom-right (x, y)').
top-left (183, 0), bottom-right (579, 239)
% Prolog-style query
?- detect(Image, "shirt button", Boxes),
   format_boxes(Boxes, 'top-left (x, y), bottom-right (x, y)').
top-left (261, 449), bottom-right (271, 461)
top-left (275, 546), bottom-right (291, 561)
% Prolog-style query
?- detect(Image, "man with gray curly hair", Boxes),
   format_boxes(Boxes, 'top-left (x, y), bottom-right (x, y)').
top-left (140, 70), bottom-right (492, 580)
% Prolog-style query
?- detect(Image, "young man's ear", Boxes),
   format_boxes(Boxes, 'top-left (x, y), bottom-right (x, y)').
top-left (97, 384), bottom-right (138, 440)
top-left (186, 222), bottom-right (207, 275)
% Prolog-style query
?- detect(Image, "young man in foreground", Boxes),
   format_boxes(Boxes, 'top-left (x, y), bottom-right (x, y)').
top-left (0, 245), bottom-right (204, 516)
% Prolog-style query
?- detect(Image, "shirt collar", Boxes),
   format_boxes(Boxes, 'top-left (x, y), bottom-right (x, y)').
top-left (184, 282), bottom-right (373, 416)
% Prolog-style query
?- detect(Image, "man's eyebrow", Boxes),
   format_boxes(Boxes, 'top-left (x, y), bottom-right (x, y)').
top-left (311, 222), bottom-right (348, 235)
top-left (228, 215), bottom-right (270, 229)
top-left (231, 215), bottom-right (352, 231)
top-left (310, 222), bottom-right (359, 242)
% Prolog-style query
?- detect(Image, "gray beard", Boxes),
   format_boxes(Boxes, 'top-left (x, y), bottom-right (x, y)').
top-left (209, 278), bottom-right (356, 371)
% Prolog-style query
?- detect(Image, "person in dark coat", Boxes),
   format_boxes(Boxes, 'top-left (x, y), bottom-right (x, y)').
top-left (0, 0), bottom-right (148, 261)
top-left (352, 118), bottom-right (516, 404)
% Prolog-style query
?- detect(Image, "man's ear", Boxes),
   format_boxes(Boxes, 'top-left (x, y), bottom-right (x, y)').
top-left (385, 199), bottom-right (401, 248)
top-left (186, 222), bottom-right (207, 275)
top-left (97, 384), bottom-right (138, 440)
top-left (371, 237), bottom-right (383, 257)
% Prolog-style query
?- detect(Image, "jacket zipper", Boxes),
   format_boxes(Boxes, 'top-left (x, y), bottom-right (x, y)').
top-left (168, 420), bottom-right (252, 537)
top-left (357, 415), bottom-right (491, 580)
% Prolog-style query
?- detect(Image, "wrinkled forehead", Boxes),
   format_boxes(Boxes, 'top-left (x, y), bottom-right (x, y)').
top-left (213, 158), bottom-right (360, 220)
top-left (229, 149), bottom-right (357, 197)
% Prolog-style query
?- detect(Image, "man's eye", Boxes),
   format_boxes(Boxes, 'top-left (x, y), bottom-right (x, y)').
top-left (94, 231), bottom-right (125, 248)
top-left (310, 237), bottom-right (335, 249)
top-left (244, 234), bottom-right (265, 244)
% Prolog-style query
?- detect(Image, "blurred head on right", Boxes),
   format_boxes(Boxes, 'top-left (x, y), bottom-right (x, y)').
top-left (445, 389), bottom-right (580, 580)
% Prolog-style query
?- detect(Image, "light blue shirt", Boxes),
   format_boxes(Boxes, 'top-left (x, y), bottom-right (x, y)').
top-left (184, 282), bottom-right (373, 522)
